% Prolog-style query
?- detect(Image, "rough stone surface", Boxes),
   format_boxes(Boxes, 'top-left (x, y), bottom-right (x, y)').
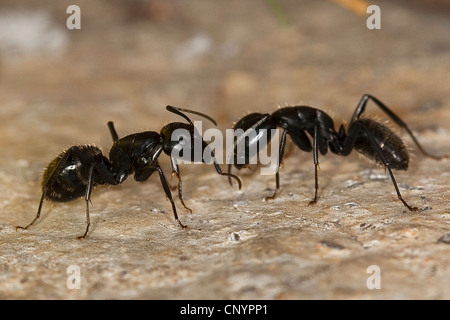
top-left (0, 0), bottom-right (449, 299)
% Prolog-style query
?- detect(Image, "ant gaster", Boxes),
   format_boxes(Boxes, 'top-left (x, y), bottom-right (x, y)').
top-left (228, 94), bottom-right (447, 210)
top-left (16, 106), bottom-right (241, 239)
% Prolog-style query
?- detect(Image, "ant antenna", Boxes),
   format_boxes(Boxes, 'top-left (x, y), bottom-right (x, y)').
top-left (166, 105), bottom-right (217, 126)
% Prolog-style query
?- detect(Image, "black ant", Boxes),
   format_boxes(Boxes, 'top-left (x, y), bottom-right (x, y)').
top-left (227, 94), bottom-right (448, 210)
top-left (16, 106), bottom-right (241, 239)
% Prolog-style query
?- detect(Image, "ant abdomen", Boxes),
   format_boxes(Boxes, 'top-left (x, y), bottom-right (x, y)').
top-left (353, 118), bottom-right (409, 170)
top-left (43, 145), bottom-right (107, 202)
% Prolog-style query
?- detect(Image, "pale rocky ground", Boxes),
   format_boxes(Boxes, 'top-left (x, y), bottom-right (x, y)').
top-left (0, 0), bottom-right (449, 299)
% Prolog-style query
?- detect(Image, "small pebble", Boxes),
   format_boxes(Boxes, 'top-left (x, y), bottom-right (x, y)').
top-left (437, 233), bottom-right (450, 244)
top-left (229, 232), bottom-right (240, 242)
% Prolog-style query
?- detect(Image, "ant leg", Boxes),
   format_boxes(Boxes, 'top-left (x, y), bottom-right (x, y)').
top-left (204, 139), bottom-right (243, 189)
top-left (352, 94), bottom-right (448, 160)
top-left (227, 164), bottom-right (233, 186)
top-left (350, 94), bottom-right (371, 123)
top-left (16, 192), bottom-right (46, 231)
top-left (107, 121), bottom-right (119, 142)
top-left (212, 160), bottom-right (242, 190)
top-left (384, 164), bottom-right (418, 211)
top-left (77, 164), bottom-right (95, 239)
top-left (308, 124), bottom-right (320, 206)
top-left (153, 163), bottom-right (187, 229)
top-left (169, 157), bottom-right (193, 214)
top-left (265, 130), bottom-right (287, 201)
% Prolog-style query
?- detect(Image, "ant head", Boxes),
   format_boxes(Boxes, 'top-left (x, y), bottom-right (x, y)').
top-left (162, 106), bottom-right (217, 163)
top-left (160, 122), bottom-right (197, 161)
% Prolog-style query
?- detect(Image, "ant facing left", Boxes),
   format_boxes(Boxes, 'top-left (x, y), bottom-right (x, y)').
top-left (227, 94), bottom-right (448, 210)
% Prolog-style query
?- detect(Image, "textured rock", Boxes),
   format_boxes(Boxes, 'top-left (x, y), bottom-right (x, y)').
top-left (0, 0), bottom-right (449, 299)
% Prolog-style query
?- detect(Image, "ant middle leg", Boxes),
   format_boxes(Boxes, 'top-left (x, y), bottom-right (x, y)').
top-left (203, 138), bottom-right (242, 190)
top-left (169, 158), bottom-right (193, 214)
top-left (212, 161), bottom-right (242, 190)
top-left (77, 164), bottom-right (96, 239)
top-left (308, 124), bottom-right (320, 206)
top-left (153, 163), bottom-right (187, 229)
top-left (265, 130), bottom-right (287, 201)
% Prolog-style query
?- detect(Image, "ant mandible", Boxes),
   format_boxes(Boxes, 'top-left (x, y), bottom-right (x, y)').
top-left (16, 106), bottom-right (241, 239)
top-left (227, 94), bottom-right (448, 210)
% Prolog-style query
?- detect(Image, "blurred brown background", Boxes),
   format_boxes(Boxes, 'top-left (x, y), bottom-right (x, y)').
top-left (0, 0), bottom-right (449, 299)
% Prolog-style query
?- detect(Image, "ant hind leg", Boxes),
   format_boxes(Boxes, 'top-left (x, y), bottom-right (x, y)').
top-left (16, 192), bottom-right (46, 231)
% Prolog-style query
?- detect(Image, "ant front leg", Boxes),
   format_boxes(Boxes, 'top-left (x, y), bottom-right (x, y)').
top-left (169, 157), bottom-right (193, 214)
top-left (204, 139), bottom-right (243, 190)
top-left (352, 94), bottom-right (448, 160)
top-left (212, 160), bottom-right (242, 190)
top-left (16, 192), bottom-right (46, 232)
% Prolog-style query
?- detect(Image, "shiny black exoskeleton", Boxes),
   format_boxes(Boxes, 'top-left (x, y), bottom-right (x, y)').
top-left (228, 94), bottom-right (447, 210)
top-left (159, 106), bottom-right (242, 213)
top-left (16, 106), bottom-right (241, 238)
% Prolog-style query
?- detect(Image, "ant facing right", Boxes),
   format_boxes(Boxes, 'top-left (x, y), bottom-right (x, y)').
top-left (228, 94), bottom-right (448, 211)
top-left (16, 106), bottom-right (241, 239)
